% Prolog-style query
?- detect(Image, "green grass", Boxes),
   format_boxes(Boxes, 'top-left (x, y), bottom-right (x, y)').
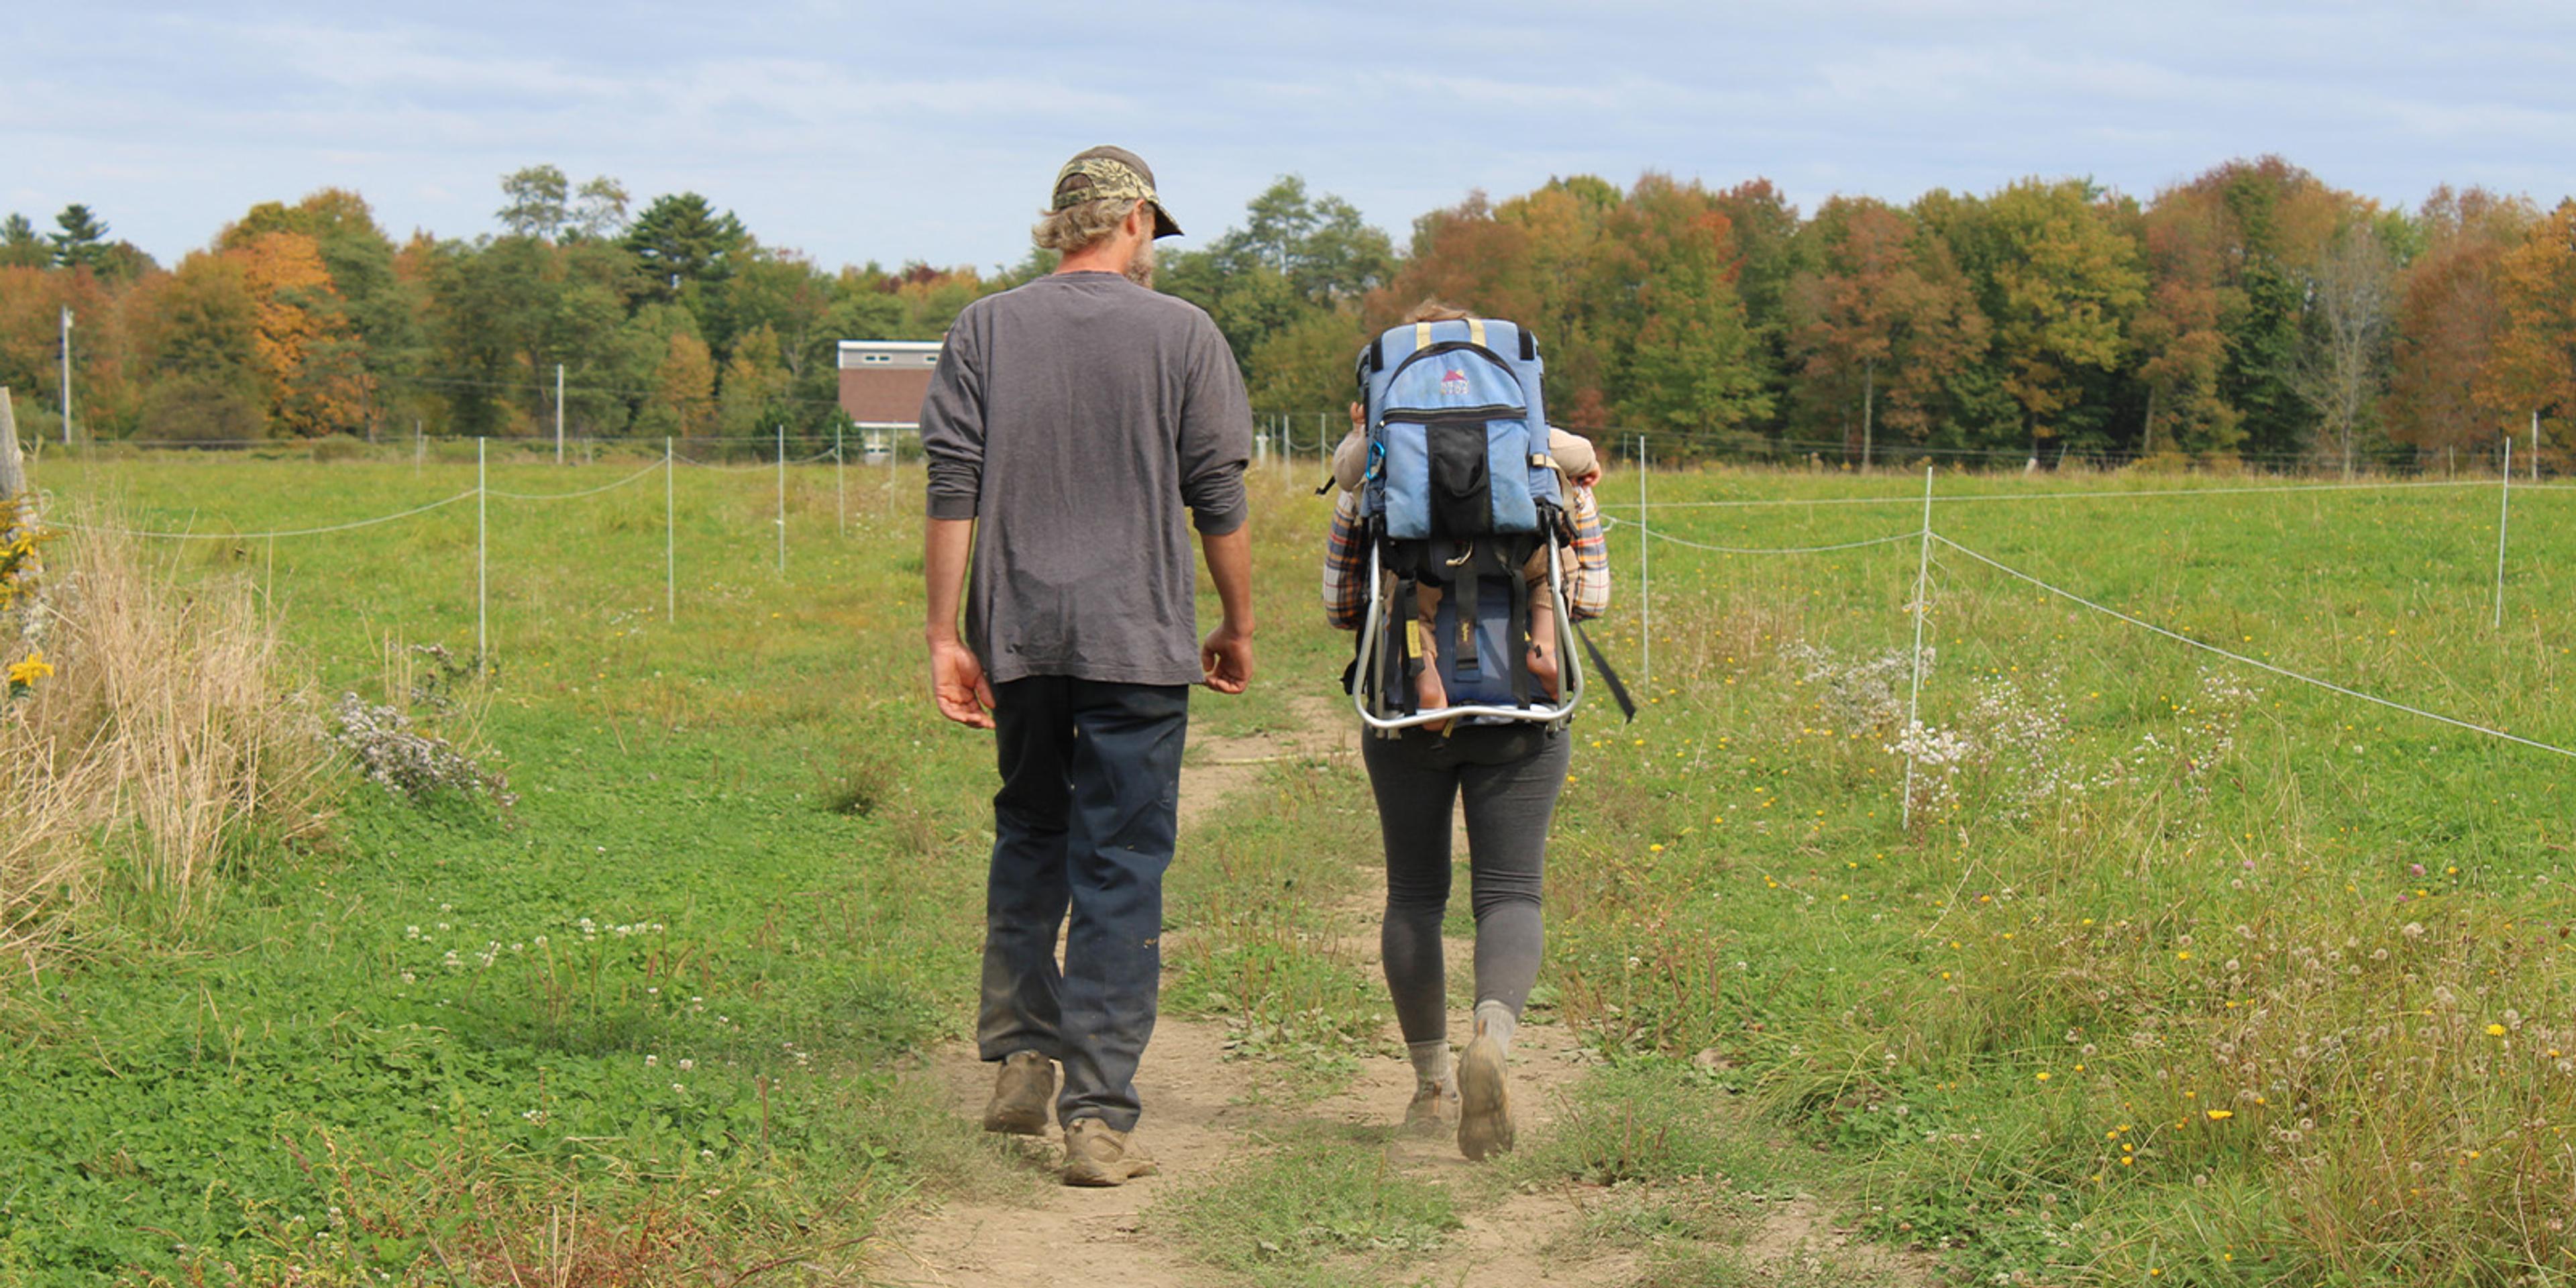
top-left (1564, 464), bottom-right (2576, 1284)
top-left (7, 451), bottom-right (2574, 1285)
top-left (1162, 1124), bottom-right (1461, 1287)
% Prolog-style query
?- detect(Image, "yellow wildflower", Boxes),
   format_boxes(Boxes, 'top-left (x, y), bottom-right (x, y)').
top-left (5, 651), bottom-right (51, 687)
top-left (2206, 1110), bottom-right (2233, 1121)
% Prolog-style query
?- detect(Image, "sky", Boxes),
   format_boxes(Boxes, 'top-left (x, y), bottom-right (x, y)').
top-left (7, 1), bottom-right (2574, 274)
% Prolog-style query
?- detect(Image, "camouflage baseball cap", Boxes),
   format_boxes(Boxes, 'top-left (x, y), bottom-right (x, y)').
top-left (1052, 145), bottom-right (1183, 239)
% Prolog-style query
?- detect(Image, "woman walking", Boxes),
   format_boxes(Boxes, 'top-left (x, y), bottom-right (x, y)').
top-left (1320, 303), bottom-right (1608, 1158)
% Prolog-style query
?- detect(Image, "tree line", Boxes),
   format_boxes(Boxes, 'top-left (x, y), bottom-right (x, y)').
top-left (0, 167), bottom-right (1018, 448)
top-left (3, 157), bottom-right (2571, 468)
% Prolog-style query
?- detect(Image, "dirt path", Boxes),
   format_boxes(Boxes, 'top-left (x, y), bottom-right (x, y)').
top-left (865, 696), bottom-right (1928, 1288)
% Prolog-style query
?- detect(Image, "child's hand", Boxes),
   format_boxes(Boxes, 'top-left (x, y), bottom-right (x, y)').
top-left (1528, 639), bottom-right (1561, 700)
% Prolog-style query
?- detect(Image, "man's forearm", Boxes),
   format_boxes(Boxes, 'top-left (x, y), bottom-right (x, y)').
top-left (925, 517), bottom-right (976, 641)
top-left (1201, 524), bottom-right (1254, 635)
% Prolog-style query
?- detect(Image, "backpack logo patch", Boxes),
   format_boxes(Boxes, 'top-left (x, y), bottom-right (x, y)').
top-left (1440, 368), bottom-right (1468, 398)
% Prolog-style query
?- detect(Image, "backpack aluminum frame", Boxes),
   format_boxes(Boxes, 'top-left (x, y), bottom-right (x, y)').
top-left (1348, 531), bottom-right (1586, 732)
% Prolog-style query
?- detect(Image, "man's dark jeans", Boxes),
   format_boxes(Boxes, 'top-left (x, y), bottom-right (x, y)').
top-left (976, 676), bottom-right (1188, 1132)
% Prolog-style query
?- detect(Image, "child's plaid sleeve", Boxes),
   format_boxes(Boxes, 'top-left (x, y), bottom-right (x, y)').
top-left (1567, 486), bottom-right (1610, 623)
top-left (1322, 489), bottom-right (1368, 631)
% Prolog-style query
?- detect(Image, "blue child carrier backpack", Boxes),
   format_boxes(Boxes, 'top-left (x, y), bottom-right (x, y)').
top-left (1348, 317), bottom-right (1582, 730)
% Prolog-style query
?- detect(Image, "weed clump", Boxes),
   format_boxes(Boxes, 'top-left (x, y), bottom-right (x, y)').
top-left (2, 508), bottom-right (336, 962)
top-left (330, 694), bottom-right (515, 806)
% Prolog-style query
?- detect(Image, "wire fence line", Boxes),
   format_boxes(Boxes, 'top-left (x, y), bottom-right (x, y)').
top-left (1623, 464), bottom-right (2565, 773)
top-left (1642, 526), bottom-right (1924, 555)
top-left (484, 459), bottom-right (670, 501)
top-left (48, 489), bottom-right (484, 540)
top-left (38, 452), bottom-right (2569, 786)
top-left (1930, 533), bottom-right (2575, 761)
top-left (673, 447), bottom-right (841, 471)
top-left (1594, 476), bottom-right (2563, 512)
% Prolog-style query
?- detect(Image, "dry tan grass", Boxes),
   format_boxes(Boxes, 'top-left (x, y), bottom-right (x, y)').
top-left (0, 506), bottom-right (336, 978)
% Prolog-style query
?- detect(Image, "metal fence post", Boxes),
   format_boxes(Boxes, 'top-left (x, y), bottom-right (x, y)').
top-left (2495, 438), bottom-right (2514, 629)
top-left (1902, 464), bottom-right (1936, 830)
top-left (476, 437), bottom-right (488, 664)
top-left (665, 437), bottom-right (676, 624)
top-left (1638, 435), bottom-right (1651, 692)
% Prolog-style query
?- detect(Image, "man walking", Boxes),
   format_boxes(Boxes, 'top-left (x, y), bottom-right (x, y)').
top-left (920, 146), bottom-right (1255, 1185)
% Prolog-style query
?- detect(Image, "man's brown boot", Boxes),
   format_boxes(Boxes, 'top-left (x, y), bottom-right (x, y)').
top-left (1061, 1118), bottom-right (1157, 1187)
top-left (982, 1051), bottom-right (1053, 1136)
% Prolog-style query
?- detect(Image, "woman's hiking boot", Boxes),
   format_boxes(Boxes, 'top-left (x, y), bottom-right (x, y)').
top-left (1403, 1077), bottom-right (1458, 1136)
top-left (982, 1050), bottom-right (1053, 1136)
top-left (1456, 1020), bottom-right (1515, 1161)
top-left (1061, 1118), bottom-right (1157, 1187)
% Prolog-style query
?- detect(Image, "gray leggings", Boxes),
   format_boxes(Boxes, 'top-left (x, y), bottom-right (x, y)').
top-left (1359, 724), bottom-right (1572, 1045)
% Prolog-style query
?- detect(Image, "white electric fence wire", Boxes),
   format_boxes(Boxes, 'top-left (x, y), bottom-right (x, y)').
top-left (1595, 477), bottom-right (2518, 512)
top-left (1646, 527), bottom-right (1921, 555)
top-left (1932, 533), bottom-right (2576, 762)
top-left (54, 488), bottom-right (480, 539)
top-left (484, 459), bottom-right (667, 501)
top-left (672, 448), bottom-right (837, 470)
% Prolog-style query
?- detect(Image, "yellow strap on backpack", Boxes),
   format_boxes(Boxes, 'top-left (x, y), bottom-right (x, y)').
top-left (1413, 321), bottom-right (1433, 352)
top-left (1466, 317), bottom-right (1487, 348)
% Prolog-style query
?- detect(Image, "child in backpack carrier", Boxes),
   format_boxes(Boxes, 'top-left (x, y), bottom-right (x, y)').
top-left (1332, 409), bottom-right (1603, 718)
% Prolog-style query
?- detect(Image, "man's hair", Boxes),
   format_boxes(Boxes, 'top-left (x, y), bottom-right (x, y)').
top-left (1402, 299), bottom-right (1474, 323)
top-left (1033, 197), bottom-right (1142, 255)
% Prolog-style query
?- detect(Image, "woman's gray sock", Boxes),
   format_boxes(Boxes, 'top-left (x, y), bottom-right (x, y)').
top-left (1474, 1000), bottom-right (1519, 1057)
top-left (1407, 1038), bottom-right (1453, 1087)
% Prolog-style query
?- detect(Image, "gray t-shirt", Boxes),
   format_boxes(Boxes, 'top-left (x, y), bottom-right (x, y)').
top-left (922, 272), bottom-right (1252, 688)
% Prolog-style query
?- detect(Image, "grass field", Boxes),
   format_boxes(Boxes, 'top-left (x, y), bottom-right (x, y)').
top-left (4, 445), bottom-right (2572, 1286)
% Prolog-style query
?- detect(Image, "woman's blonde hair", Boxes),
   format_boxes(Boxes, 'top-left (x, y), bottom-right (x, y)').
top-left (1401, 299), bottom-right (1474, 323)
top-left (1032, 197), bottom-right (1143, 255)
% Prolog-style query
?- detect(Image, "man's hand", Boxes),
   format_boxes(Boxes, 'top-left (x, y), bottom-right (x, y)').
top-left (929, 636), bottom-right (997, 729)
top-left (1201, 625), bottom-right (1254, 695)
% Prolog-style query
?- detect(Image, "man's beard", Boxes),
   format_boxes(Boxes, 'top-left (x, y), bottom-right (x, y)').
top-left (1123, 236), bottom-right (1156, 288)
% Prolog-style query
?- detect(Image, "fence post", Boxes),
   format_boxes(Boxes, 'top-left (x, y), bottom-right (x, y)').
top-left (2536, 410), bottom-right (2544, 482)
top-left (2494, 438), bottom-right (2514, 629)
top-left (835, 424), bottom-right (846, 537)
top-left (775, 424), bottom-right (787, 577)
top-left (1902, 464), bottom-right (1935, 830)
top-left (0, 388), bottom-right (23, 498)
top-left (476, 437), bottom-right (488, 665)
top-left (1, 390), bottom-right (38, 597)
top-left (554, 362), bottom-right (564, 465)
top-left (665, 437), bottom-right (676, 624)
top-left (1638, 434), bottom-right (1651, 692)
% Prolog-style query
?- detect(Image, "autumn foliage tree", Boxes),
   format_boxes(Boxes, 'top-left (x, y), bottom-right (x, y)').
top-left (229, 232), bottom-right (372, 437)
top-left (2483, 200), bottom-right (2576, 455)
top-left (2388, 189), bottom-right (2534, 455)
top-left (1786, 197), bottom-right (1987, 462)
top-left (1937, 180), bottom-right (2146, 454)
